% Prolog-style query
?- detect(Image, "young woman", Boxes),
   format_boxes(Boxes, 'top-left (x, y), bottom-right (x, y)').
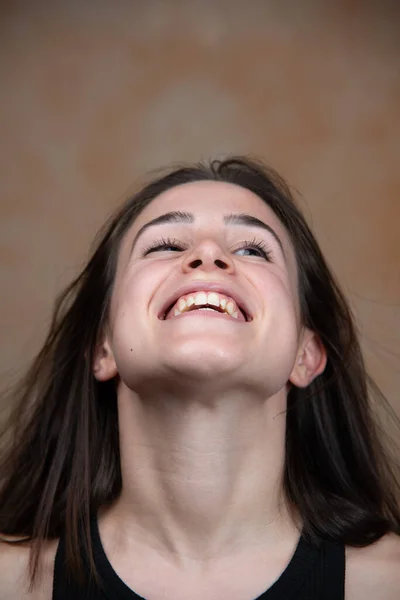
top-left (0, 157), bottom-right (399, 599)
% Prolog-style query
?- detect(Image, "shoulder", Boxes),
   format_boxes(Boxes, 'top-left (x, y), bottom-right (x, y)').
top-left (345, 532), bottom-right (400, 600)
top-left (0, 537), bottom-right (58, 600)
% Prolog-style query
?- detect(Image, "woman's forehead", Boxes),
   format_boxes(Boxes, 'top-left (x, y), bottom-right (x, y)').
top-left (132, 180), bottom-right (288, 238)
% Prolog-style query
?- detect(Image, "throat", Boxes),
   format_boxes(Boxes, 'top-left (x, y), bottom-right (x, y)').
top-left (114, 386), bottom-right (289, 566)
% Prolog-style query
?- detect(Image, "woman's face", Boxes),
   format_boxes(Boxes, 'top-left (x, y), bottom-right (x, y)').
top-left (97, 180), bottom-right (306, 398)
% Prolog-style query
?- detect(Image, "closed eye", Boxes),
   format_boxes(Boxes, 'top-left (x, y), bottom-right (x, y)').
top-left (141, 236), bottom-right (273, 261)
top-left (142, 237), bottom-right (187, 255)
top-left (233, 238), bottom-right (273, 261)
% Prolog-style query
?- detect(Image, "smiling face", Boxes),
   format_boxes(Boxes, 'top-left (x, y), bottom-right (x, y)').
top-left (94, 180), bottom-right (320, 398)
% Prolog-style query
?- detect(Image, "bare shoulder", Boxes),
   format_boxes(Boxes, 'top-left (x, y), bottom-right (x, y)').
top-left (345, 532), bottom-right (400, 600)
top-left (0, 537), bottom-right (57, 600)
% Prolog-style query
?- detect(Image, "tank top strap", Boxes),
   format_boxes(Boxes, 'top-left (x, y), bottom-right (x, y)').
top-left (255, 534), bottom-right (345, 600)
top-left (52, 523), bottom-right (106, 600)
top-left (319, 538), bottom-right (346, 600)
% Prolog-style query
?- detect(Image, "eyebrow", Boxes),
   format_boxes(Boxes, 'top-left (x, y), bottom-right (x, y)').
top-left (131, 210), bottom-right (285, 256)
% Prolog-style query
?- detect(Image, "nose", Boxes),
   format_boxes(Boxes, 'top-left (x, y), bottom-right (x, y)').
top-left (182, 239), bottom-right (235, 273)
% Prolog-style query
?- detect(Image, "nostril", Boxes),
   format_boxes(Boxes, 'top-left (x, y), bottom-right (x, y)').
top-left (189, 259), bottom-right (202, 268)
top-left (214, 259), bottom-right (228, 269)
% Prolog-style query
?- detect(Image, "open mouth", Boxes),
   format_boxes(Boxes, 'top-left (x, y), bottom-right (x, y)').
top-left (162, 291), bottom-right (250, 322)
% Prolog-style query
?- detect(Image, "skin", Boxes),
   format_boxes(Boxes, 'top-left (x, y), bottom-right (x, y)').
top-left (92, 181), bottom-right (327, 596)
top-left (1, 181), bottom-right (399, 599)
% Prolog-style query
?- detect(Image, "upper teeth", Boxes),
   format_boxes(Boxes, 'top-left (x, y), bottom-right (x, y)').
top-left (172, 291), bottom-right (239, 319)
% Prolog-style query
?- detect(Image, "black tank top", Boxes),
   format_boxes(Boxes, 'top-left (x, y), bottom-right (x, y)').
top-left (52, 518), bottom-right (345, 599)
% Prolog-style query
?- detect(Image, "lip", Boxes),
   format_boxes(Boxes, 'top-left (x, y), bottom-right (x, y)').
top-left (158, 281), bottom-right (253, 322)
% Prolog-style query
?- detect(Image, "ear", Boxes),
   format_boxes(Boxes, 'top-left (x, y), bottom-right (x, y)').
top-left (92, 336), bottom-right (118, 381)
top-left (289, 329), bottom-right (327, 388)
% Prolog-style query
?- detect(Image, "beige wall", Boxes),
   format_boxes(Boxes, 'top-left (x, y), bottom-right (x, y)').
top-left (1, 1), bottom-right (399, 412)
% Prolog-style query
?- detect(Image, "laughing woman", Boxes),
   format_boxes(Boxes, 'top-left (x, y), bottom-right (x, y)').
top-left (1, 157), bottom-right (399, 599)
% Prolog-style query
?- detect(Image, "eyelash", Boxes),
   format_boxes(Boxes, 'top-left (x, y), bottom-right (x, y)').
top-left (141, 236), bottom-right (273, 261)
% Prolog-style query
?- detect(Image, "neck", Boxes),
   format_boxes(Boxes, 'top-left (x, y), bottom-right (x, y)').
top-left (104, 383), bottom-right (300, 566)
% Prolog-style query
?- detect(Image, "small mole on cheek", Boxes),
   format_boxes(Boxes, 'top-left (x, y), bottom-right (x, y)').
top-left (130, 348), bottom-right (133, 352)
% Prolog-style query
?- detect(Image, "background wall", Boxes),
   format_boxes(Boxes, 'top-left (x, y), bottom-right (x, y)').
top-left (0, 0), bottom-right (399, 414)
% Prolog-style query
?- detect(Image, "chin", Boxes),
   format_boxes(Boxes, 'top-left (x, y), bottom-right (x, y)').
top-left (165, 345), bottom-right (244, 380)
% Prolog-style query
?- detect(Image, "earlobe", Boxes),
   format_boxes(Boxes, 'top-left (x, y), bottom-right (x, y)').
top-left (289, 330), bottom-right (327, 388)
top-left (93, 338), bottom-right (118, 381)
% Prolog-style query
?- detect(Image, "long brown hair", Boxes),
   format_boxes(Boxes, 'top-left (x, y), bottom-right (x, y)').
top-left (1, 157), bottom-right (399, 588)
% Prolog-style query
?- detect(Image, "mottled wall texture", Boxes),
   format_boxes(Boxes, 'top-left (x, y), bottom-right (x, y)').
top-left (0, 1), bottom-right (399, 415)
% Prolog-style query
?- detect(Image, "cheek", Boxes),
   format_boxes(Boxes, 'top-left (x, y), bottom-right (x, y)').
top-left (108, 263), bottom-right (166, 343)
top-left (272, 265), bottom-right (301, 327)
top-left (111, 284), bottom-right (147, 335)
top-left (256, 273), bottom-right (301, 352)
top-left (111, 263), bottom-right (152, 312)
top-left (259, 268), bottom-right (298, 315)
top-left (107, 287), bottom-right (154, 386)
